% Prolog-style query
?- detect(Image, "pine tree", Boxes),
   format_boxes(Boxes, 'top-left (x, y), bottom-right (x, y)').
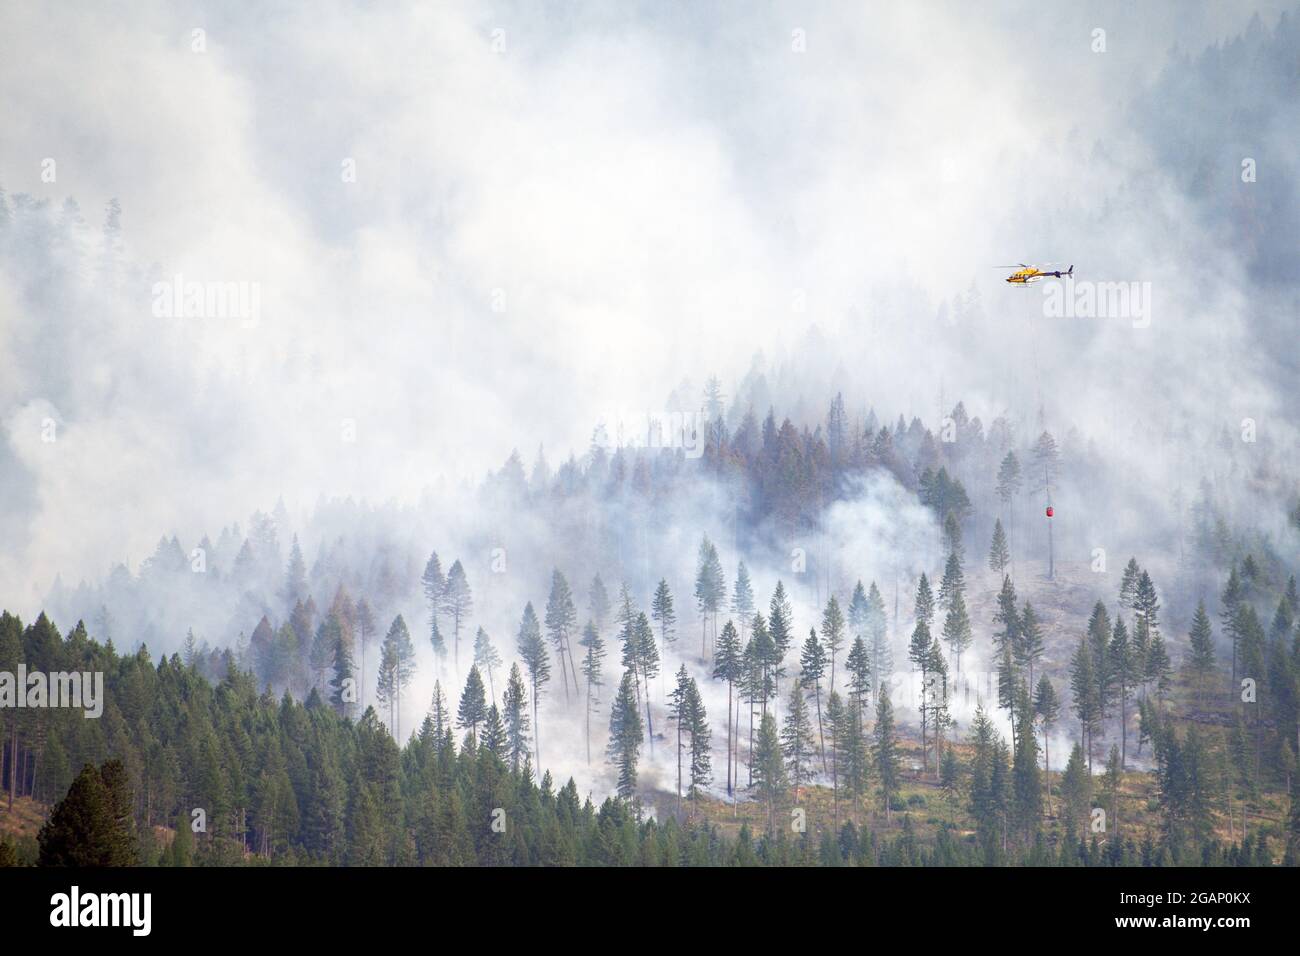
top-left (800, 627), bottom-right (829, 772)
top-left (481, 704), bottom-right (506, 755)
top-left (1118, 557), bottom-right (1141, 611)
top-left (685, 678), bottom-right (711, 810)
top-left (1133, 570), bottom-right (1160, 633)
top-left (866, 581), bottom-right (891, 697)
top-left (1102, 743), bottom-right (1122, 839)
top-left (516, 602), bottom-right (549, 768)
top-left (1221, 564), bottom-right (1244, 684)
top-left (376, 615), bottom-right (416, 740)
top-left (668, 666), bottom-right (691, 814)
top-left (1108, 617), bottom-right (1134, 768)
top-left (768, 581), bottom-right (794, 709)
top-left (651, 579), bottom-right (676, 653)
top-left (457, 666), bottom-right (488, 738)
top-left (914, 573), bottom-right (935, 629)
top-left (989, 518), bottom-right (1010, 576)
top-left (472, 627), bottom-right (502, 700)
top-left (910, 618), bottom-right (936, 770)
top-left (694, 536), bottom-right (726, 658)
top-left (422, 551), bottom-right (446, 657)
top-left (502, 663), bottom-right (531, 774)
top-left (1060, 743), bottom-right (1092, 835)
top-left (545, 569), bottom-right (580, 702)
top-left (992, 575), bottom-right (1020, 662)
top-left (713, 619), bottom-right (743, 796)
top-left (874, 686), bottom-right (901, 822)
top-left (441, 560), bottom-right (473, 673)
top-left (1069, 638), bottom-right (1100, 771)
top-left (283, 535), bottom-right (308, 608)
top-left (1017, 601), bottom-right (1045, 690)
top-left (821, 595), bottom-right (846, 694)
top-left (588, 574), bottom-right (612, 636)
top-left (750, 713), bottom-right (786, 836)
top-left (732, 562), bottom-right (756, 639)
top-left (355, 598), bottom-right (377, 708)
top-left (845, 635), bottom-right (872, 737)
top-left (632, 612), bottom-right (660, 755)
top-left (329, 632), bottom-right (357, 719)
top-left (1187, 601), bottom-right (1215, 705)
top-left (578, 620), bottom-right (606, 765)
top-left (38, 760), bottom-right (137, 866)
top-left (942, 590), bottom-right (973, 674)
top-left (781, 682), bottom-right (817, 804)
top-left (607, 671), bottom-right (644, 801)
top-left (1034, 676), bottom-right (1061, 814)
top-left (1011, 679), bottom-right (1041, 837)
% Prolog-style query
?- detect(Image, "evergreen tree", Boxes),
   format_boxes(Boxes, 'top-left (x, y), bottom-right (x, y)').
top-left (1109, 616), bottom-right (1134, 767)
top-left (578, 620), bottom-right (606, 765)
top-left (516, 602), bottom-right (549, 768)
top-left (713, 619), bottom-right (743, 796)
top-left (694, 536), bottom-right (726, 658)
top-left (607, 671), bottom-right (644, 801)
top-left (992, 575), bottom-right (1020, 662)
top-left (800, 627), bottom-right (829, 772)
top-left (909, 618), bottom-right (937, 770)
top-left (329, 632), bottom-right (357, 719)
top-left (768, 581), bottom-right (794, 708)
top-left (1069, 638), bottom-right (1101, 771)
top-left (457, 665), bottom-right (488, 738)
top-left (914, 573), bottom-right (935, 629)
top-left (780, 682), bottom-right (817, 803)
top-left (481, 704), bottom-right (506, 755)
top-left (732, 562), bottom-right (756, 639)
top-left (668, 666), bottom-right (691, 814)
top-left (684, 678), bottom-right (711, 810)
top-left (472, 627), bottom-right (502, 700)
top-left (874, 686), bottom-right (901, 822)
top-left (588, 574), bottom-right (612, 636)
top-left (1187, 601), bottom-right (1216, 705)
top-left (822, 595), bottom-right (846, 693)
top-left (1034, 675), bottom-right (1061, 814)
top-left (845, 635), bottom-right (872, 736)
top-left (440, 560), bottom-right (473, 672)
top-left (942, 590), bottom-right (973, 674)
top-left (1017, 601), bottom-right (1045, 690)
top-left (376, 615), bottom-right (416, 740)
top-left (38, 760), bottom-right (137, 866)
top-left (1119, 557), bottom-right (1141, 612)
top-left (938, 550), bottom-right (966, 611)
top-left (546, 569), bottom-right (580, 702)
top-left (421, 550), bottom-right (446, 657)
top-left (988, 518), bottom-right (1010, 575)
top-left (750, 713), bottom-right (786, 836)
top-left (502, 663), bottom-right (531, 774)
top-left (651, 578), bottom-right (676, 653)
top-left (866, 581), bottom-right (892, 697)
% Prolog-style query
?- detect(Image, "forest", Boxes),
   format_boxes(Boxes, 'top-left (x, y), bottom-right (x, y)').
top-left (2, 4), bottom-right (1299, 875)
top-left (4, 381), bottom-right (1299, 868)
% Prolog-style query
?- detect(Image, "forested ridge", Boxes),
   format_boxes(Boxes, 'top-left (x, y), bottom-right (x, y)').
top-left (3, 383), bottom-right (1299, 867)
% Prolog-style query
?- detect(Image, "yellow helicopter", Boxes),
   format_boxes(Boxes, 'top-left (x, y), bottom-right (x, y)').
top-left (999, 263), bottom-right (1073, 284)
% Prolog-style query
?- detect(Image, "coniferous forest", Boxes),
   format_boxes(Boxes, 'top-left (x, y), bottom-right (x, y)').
top-left (2, 2), bottom-right (1300, 916)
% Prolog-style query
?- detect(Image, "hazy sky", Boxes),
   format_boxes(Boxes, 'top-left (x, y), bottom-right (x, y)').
top-left (1, 0), bottom-right (1294, 605)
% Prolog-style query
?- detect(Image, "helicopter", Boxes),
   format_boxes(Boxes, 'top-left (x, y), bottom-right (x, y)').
top-left (999, 263), bottom-right (1073, 284)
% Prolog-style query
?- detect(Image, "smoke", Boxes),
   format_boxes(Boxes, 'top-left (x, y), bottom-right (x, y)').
top-left (2, 2), bottom-right (1298, 797)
